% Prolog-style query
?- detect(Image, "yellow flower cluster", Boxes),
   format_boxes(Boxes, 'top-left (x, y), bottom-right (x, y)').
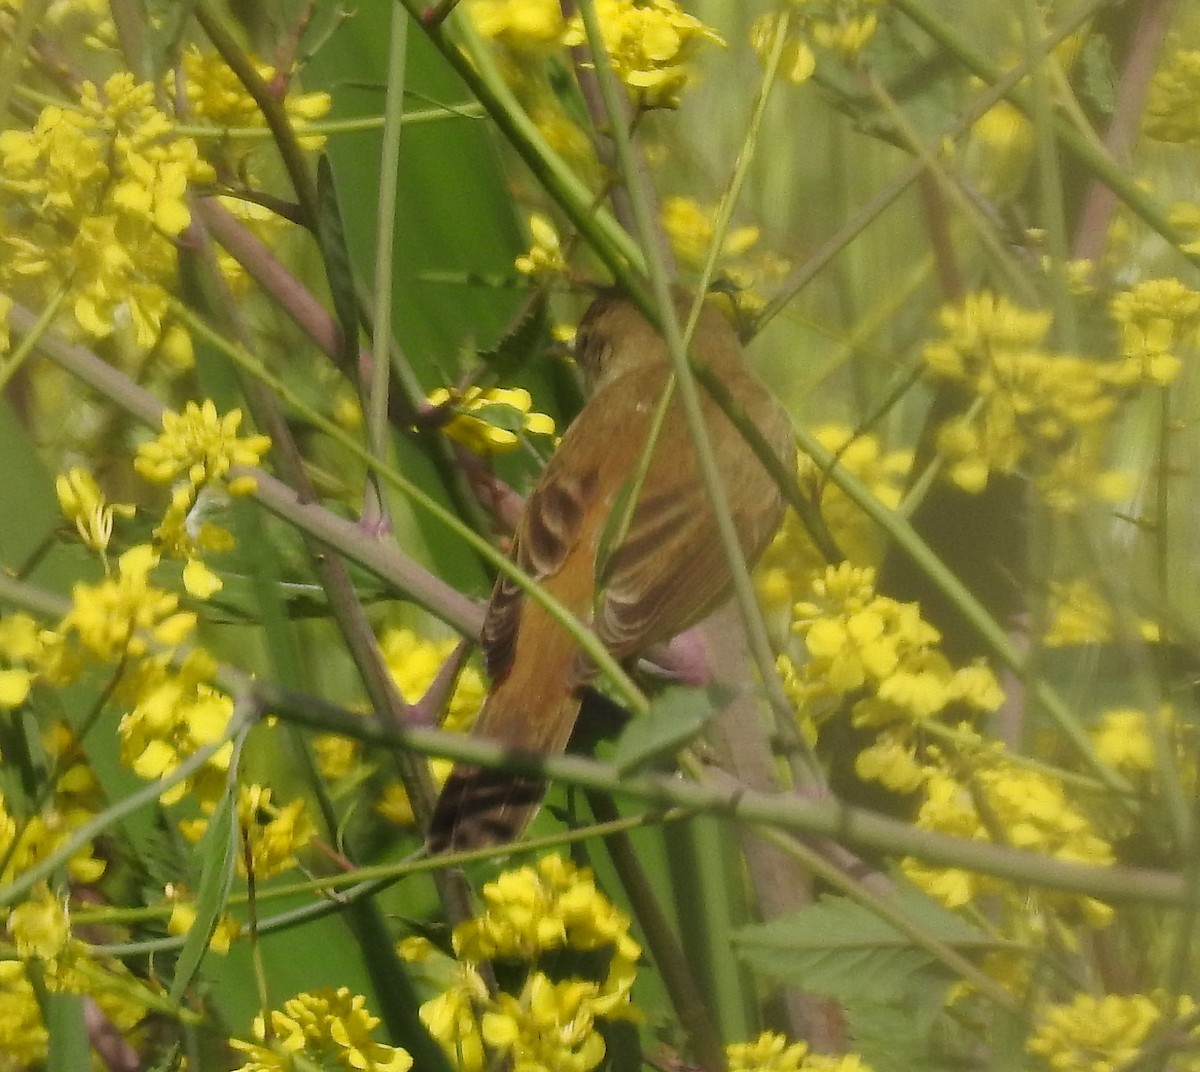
top-left (469, 0), bottom-right (565, 53)
top-left (135, 399), bottom-right (271, 596)
top-left (0, 72), bottom-right (212, 348)
top-left (1027, 992), bottom-right (1200, 1072)
top-left (562, 0), bottom-right (724, 108)
top-left (9, 403), bottom-right (268, 828)
top-left (229, 988), bottom-right (413, 1072)
top-left (169, 44), bottom-right (331, 153)
top-left (1090, 707), bottom-right (1158, 774)
top-left (425, 385), bottom-right (556, 456)
top-left (0, 736), bottom-right (106, 890)
top-left (921, 289), bottom-right (1192, 509)
top-left (660, 195), bottom-right (790, 310)
top-left (136, 399), bottom-right (270, 488)
top-left (412, 854), bottom-right (641, 1072)
top-left (903, 759), bottom-right (1114, 926)
top-left (0, 726), bottom-right (157, 1065)
top-left (55, 467), bottom-right (135, 555)
top-left (783, 563), bottom-right (1003, 764)
top-left (213, 783), bottom-right (316, 878)
top-left (1109, 277), bottom-right (1200, 386)
top-left (1145, 49), bottom-right (1200, 144)
top-left (728, 1030), bottom-right (874, 1072)
top-left (1042, 579), bottom-right (1113, 648)
top-left (166, 884), bottom-right (243, 954)
top-left (750, 0), bottom-right (887, 86)
top-left (756, 427), bottom-right (912, 616)
top-left (62, 543), bottom-right (196, 664)
top-left (514, 212), bottom-right (569, 278)
top-left (470, 0), bottom-right (723, 109)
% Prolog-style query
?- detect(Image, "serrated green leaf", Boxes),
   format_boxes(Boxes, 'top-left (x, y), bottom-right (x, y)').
top-left (611, 684), bottom-right (736, 774)
top-left (168, 734), bottom-right (245, 1005)
top-left (481, 298), bottom-right (551, 380)
top-left (843, 995), bottom-right (954, 1072)
top-left (734, 885), bottom-right (988, 1003)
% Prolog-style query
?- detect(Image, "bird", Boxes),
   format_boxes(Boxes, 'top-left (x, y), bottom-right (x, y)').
top-left (427, 287), bottom-right (795, 852)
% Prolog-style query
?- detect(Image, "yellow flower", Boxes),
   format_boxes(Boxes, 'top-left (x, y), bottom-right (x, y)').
top-left (230, 989), bottom-right (412, 1072)
top-left (1091, 707), bottom-right (1158, 774)
top-left (55, 467), bottom-right (135, 553)
top-left (514, 212), bottom-right (568, 277)
top-left (0, 962), bottom-right (48, 1066)
top-left (62, 544), bottom-right (195, 662)
top-left (426, 385), bottom-right (556, 455)
top-left (755, 428), bottom-right (911, 614)
top-left (135, 400), bottom-right (271, 487)
top-left (1043, 579), bottom-right (1113, 647)
top-left (469, 0), bottom-right (565, 52)
top-left (166, 889), bottom-right (242, 954)
top-left (902, 761), bottom-right (1114, 923)
top-left (1109, 278), bottom-right (1200, 386)
top-left (170, 45), bottom-right (331, 153)
top-left (420, 966), bottom-right (489, 1072)
top-left (789, 563), bottom-right (1001, 741)
top-left (116, 649), bottom-right (234, 807)
top-left (7, 884), bottom-right (70, 961)
top-left (451, 854), bottom-right (641, 1022)
top-left (232, 784), bottom-right (315, 878)
top-left (728, 1030), bottom-right (809, 1072)
top-left (1145, 50), bottom-right (1200, 144)
top-left (1028, 992), bottom-right (1161, 1072)
top-left (374, 629), bottom-right (485, 825)
top-left (921, 291), bottom-right (1140, 507)
top-left (563, 0), bottom-right (724, 108)
top-left (751, 1), bottom-right (884, 85)
top-left (482, 973), bottom-right (607, 1072)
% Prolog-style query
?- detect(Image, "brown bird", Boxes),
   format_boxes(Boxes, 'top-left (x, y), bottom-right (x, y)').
top-left (427, 288), bottom-right (795, 852)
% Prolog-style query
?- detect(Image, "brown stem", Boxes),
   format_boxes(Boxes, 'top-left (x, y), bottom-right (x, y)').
top-left (1072, 0), bottom-right (1173, 262)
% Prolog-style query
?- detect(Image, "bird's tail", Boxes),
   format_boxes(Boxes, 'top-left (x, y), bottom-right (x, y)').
top-left (426, 606), bottom-right (584, 853)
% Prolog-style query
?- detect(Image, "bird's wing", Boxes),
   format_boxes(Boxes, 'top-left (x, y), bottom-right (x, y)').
top-left (595, 393), bottom-right (786, 659)
top-left (479, 369), bottom-right (665, 684)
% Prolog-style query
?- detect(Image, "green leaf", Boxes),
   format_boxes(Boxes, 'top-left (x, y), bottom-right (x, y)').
top-left (734, 884), bottom-right (987, 1004)
top-left (611, 684), bottom-right (736, 774)
top-left (843, 997), bottom-right (954, 1072)
top-left (45, 991), bottom-right (89, 1072)
top-left (316, 153), bottom-right (361, 371)
top-left (168, 735), bottom-right (245, 1006)
top-left (1079, 34), bottom-right (1117, 117)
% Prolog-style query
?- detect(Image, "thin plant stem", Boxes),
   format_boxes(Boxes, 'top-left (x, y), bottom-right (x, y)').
top-left (364, 8), bottom-right (409, 527)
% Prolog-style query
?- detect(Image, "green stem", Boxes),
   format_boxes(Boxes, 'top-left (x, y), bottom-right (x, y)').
top-left (589, 793), bottom-right (728, 1072)
top-left (175, 103), bottom-right (486, 138)
top-left (0, 284), bottom-right (68, 393)
top-left (365, 9), bottom-right (408, 524)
